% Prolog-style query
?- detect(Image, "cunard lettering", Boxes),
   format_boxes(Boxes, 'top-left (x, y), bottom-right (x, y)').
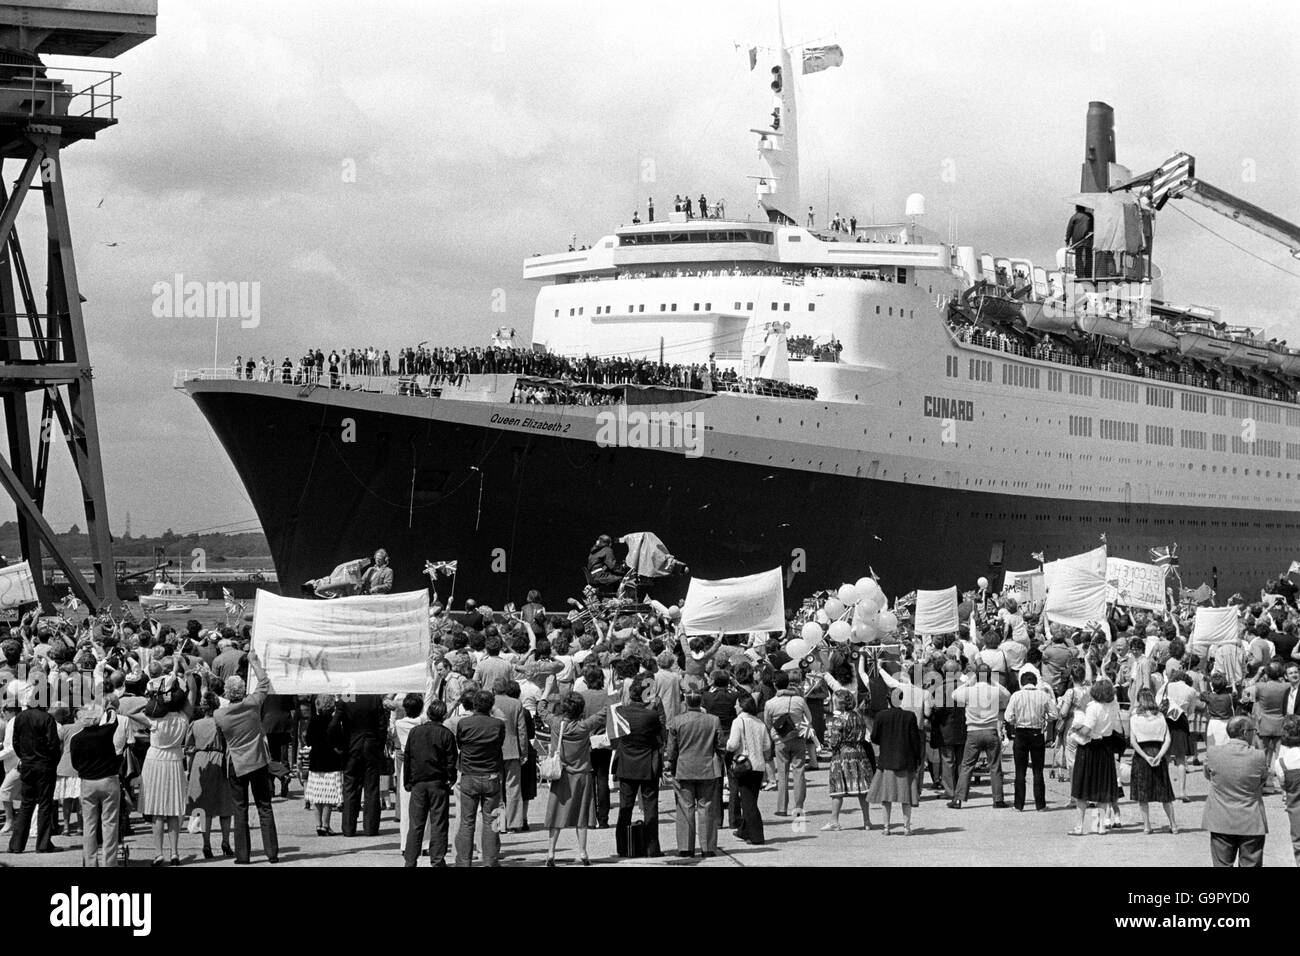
top-left (923, 396), bottom-right (974, 421)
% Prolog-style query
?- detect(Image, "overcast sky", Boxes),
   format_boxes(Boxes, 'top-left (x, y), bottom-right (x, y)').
top-left (13, 0), bottom-right (1300, 539)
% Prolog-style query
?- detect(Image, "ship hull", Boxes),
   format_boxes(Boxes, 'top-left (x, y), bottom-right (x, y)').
top-left (189, 385), bottom-right (1279, 608)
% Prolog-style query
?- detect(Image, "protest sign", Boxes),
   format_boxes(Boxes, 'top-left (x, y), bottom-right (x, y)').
top-left (1044, 546), bottom-right (1108, 629)
top-left (1190, 606), bottom-right (1240, 649)
top-left (1104, 558), bottom-right (1166, 611)
top-left (1002, 569), bottom-right (1044, 609)
top-left (681, 568), bottom-right (784, 635)
top-left (0, 563), bottom-right (38, 609)
top-left (914, 586), bottom-right (959, 635)
top-left (251, 588), bottom-right (430, 694)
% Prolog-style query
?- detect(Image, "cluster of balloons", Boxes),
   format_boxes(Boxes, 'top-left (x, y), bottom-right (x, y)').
top-left (791, 576), bottom-right (902, 655)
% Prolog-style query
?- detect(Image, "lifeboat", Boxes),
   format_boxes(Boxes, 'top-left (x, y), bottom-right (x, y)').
top-left (1277, 351), bottom-right (1300, 377)
top-left (1078, 313), bottom-right (1130, 342)
top-left (1177, 329), bottom-right (1234, 362)
top-left (1222, 338), bottom-right (1273, 368)
top-left (1023, 301), bottom-right (1075, 333)
top-left (1127, 322), bottom-right (1179, 354)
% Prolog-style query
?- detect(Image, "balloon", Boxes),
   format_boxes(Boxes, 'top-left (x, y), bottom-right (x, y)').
top-left (785, 638), bottom-right (809, 660)
top-left (800, 621), bottom-right (823, 643)
top-left (827, 620), bottom-right (852, 643)
top-left (781, 659), bottom-right (802, 672)
top-left (837, 583), bottom-right (859, 605)
top-left (852, 600), bottom-right (872, 624)
top-left (815, 609), bottom-right (831, 626)
top-left (667, 605), bottom-right (681, 620)
top-left (823, 597), bottom-right (845, 619)
top-left (876, 609), bottom-right (899, 635)
top-left (976, 576), bottom-right (989, 591)
top-left (863, 591), bottom-right (887, 615)
top-left (855, 577), bottom-right (882, 602)
top-left (851, 621), bottom-right (878, 644)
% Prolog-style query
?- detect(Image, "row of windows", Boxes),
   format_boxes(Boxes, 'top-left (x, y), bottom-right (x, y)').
top-left (945, 356), bottom-right (959, 378)
top-left (1068, 373), bottom-right (1092, 396)
top-left (1001, 364), bottom-right (1040, 389)
top-left (1068, 415), bottom-right (1092, 437)
top-left (1146, 386), bottom-right (1174, 408)
top-left (1288, 442), bottom-right (1300, 461)
top-left (1232, 436), bottom-right (1282, 458)
top-left (616, 229), bottom-right (774, 245)
top-left (968, 358), bottom-right (992, 382)
top-left (1145, 424), bottom-right (1174, 446)
top-left (1047, 370), bottom-right (1063, 392)
top-left (1180, 429), bottom-right (1207, 450)
top-left (1100, 418), bottom-right (1138, 442)
top-left (1182, 392), bottom-right (1208, 413)
top-left (1101, 378), bottom-right (1139, 402)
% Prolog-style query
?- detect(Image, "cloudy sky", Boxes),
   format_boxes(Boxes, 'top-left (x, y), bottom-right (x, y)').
top-left (14, 0), bottom-right (1300, 538)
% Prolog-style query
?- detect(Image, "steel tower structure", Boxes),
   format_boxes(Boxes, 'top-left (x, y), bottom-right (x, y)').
top-left (0, 2), bottom-right (155, 610)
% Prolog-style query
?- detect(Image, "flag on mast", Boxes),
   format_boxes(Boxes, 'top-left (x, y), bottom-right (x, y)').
top-left (748, 46), bottom-right (758, 70)
top-left (801, 44), bottom-right (843, 74)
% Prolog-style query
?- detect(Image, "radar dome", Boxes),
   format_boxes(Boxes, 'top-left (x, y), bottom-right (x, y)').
top-left (905, 193), bottom-right (926, 217)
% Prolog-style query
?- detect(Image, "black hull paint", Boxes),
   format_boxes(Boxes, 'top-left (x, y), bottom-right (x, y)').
top-left (191, 389), bottom-right (1295, 608)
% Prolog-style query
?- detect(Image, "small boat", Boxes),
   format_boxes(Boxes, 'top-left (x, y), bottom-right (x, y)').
top-left (1023, 301), bottom-right (1074, 333)
top-left (1078, 313), bottom-right (1130, 342)
top-left (1222, 338), bottom-right (1272, 368)
top-left (164, 603), bottom-right (193, 613)
top-left (1177, 328), bottom-right (1234, 362)
top-left (1276, 351), bottom-right (1300, 377)
top-left (1127, 321), bottom-right (1179, 354)
top-left (139, 579), bottom-right (210, 609)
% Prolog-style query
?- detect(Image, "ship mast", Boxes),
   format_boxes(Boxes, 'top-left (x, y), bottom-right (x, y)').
top-left (755, 0), bottom-right (800, 225)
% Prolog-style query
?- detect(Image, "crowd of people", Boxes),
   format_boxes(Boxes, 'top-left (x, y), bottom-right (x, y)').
top-left (949, 298), bottom-right (1300, 405)
top-left (2, 548), bottom-right (1298, 868)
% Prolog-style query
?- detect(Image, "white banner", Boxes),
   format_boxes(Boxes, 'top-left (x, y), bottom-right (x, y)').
top-left (1190, 606), bottom-right (1241, 649)
top-left (1002, 569), bottom-right (1044, 609)
top-left (1044, 547), bottom-right (1109, 629)
top-left (681, 568), bottom-right (785, 636)
top-left (914, 586), bottom-right (959, 635)
top-left (0, 563), bottom-right (38, 609)
top-left (251, 588), bottom-right (430, 694)
top-left (1105, 558), bottom-right (1167, 610)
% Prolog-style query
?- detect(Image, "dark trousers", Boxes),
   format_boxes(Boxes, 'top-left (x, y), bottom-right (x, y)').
top-left (1012, 728), bottom-right (1047, 810)
top-left (267, 733), bottom-right (293, 788)
top-left (8, 763), bottom-right (55, 852)
top-left (404, 780), bottom-right (450, 866)
top-left (733, 769), bottom-right (765, 845)
top-left (807, 697), bottom-right (827, 746)
top-left (940, 743), bottom-right (965, 799)
top-left (232, 766), bottom-right (279, 863)
top-left (1209, 832), bottom-right (1265, 868)
top-left (590, 747), bottom-right (612, 826)
top-left (614, 778), bottom-right (661, 856)
top-left (341, 738), bottom-right (383, 837)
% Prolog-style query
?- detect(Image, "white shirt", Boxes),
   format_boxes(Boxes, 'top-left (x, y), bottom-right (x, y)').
top-left (1080, 699), bottom-right (1117, 739)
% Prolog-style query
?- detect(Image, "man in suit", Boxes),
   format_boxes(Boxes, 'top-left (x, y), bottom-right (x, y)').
top-left (664, 690), bottom-right (724, 858)
top-left (213, 650), bottom-right (279, 864)
top-left (337, 693), bottom-right (389, 837)
top-left (490, 677), bottom-right (530, 831)
top-left (614, 674), bottom-right (665, 857)
top-left (1202, 716), bottom-right (1269, 867)
top-left (360, 548), bottom-right (393, 594)
top-left (1285, 661), bottom-right (1299, 716)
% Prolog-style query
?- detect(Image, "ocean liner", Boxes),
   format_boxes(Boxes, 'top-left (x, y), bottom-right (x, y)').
top-left (179, 29), bottom-right (1300, 608)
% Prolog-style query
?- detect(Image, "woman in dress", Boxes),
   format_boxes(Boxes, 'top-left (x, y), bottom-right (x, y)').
top-left (1158, 671), bottom-right (1201, 801)
top-left (1068, 677), bottom-right (1120, 836)
top-left (868, 692), bottom-right (924, 836)
top-left (727, 693), bottom-right (772, 845)
top-left (1272, 714), bottom-right (1300, 866)
top-left (138, 670), bottom-right (190, 866)
top-left (1054, 662), bottom-right (1091, 781)
top-left (51, 708), bottom-right (82, 838)
top-left (185, 692), bottom-right (235, 858)
top-left (542, 692), bottom-right (604, 866)
top-left (1127, 689), bottom-right (1178, 835)
top-left (1201, 673), bottom-right (1236, 749)
top-left (821, 691), bottom-right (875, 830)
top-left (304, 694), bottom-right (345, 835)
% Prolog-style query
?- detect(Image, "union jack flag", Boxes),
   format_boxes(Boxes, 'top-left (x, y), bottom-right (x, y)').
top-left (1150, 545), bottom-right (1178, 567)
top-left (606, 702), bottom-right (631, 741)
top-left (424, 560), bottom-right (458, 576)
top-left (1031, 551), bottom-right (1045, 564)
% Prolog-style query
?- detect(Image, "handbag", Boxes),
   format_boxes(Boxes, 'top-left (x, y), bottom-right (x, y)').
top-left (539, 720), bottom-right (565, 782)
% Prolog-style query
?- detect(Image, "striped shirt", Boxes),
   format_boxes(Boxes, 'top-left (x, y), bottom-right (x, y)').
top-left (1004, 685), bottom-right (1059, 731)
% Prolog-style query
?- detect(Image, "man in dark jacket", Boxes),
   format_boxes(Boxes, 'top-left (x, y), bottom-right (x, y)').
top-left (614, 674), bottom-right (665, 857)
top-left (7, 681), bottom-right (61, 853)
top-left (586, 534), bottom-right (626, 588)
top-left (337, 693), bottom-right (389, 837)
top-left (454, 690), bottom-right (506, 867)
top-left (1065, 204), bottom-right (1093, 278)
top-left (403, 700), bottom-right (458, 867)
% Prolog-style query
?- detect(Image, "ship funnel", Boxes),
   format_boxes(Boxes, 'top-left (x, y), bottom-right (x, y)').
top-left (1081, 101), bottom-right (1115, 193)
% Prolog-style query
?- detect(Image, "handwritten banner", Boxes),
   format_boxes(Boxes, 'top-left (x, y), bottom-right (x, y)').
top-left (1002, 569), bottom-right (1044, 609)
top-left (0, 563), bottom-right (38, 609)
top-left (251, 588), bottom-right (429, 694)
top-left (1105, 558), bottom-right (1167, 611)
